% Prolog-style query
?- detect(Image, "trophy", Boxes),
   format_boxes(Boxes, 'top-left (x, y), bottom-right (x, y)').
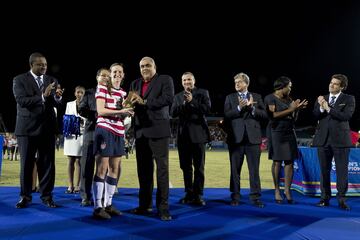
top-left (123, 91), bottom-right (144, 108)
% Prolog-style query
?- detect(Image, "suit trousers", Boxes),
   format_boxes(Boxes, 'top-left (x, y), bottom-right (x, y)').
top-left (18, 134), bottom-right (55, 201)
top-left (177, 138), bottom-right (206, 197)
top-left (317, 145), bottom-right (349, 200)
top-left (228, 142), bottom-right (261, 201)
top-left (135, 136), bottom-right (170, 211)
top-left (80, 130), bottom-right (95, 201)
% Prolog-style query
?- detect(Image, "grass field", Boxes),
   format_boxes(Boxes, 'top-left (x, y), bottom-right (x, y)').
top-left (0, 149), bottom-right (274, 189)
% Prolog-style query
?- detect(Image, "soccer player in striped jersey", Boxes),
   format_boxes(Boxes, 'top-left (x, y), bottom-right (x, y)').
top-left (92, 63), bottom-right (134, 219)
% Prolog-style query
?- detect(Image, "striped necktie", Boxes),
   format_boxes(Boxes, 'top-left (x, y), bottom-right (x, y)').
top-left (329, 96), bottom-right (336, 107)
top-left (36, 76), bottom-right (43, 91)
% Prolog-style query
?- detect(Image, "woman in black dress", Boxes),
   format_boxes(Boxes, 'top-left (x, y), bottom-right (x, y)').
top-left (264, 77), bottom-right (308, 203)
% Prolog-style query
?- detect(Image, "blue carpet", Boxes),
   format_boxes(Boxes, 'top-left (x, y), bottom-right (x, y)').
top-left (1, 187), bottom-right (360, 240)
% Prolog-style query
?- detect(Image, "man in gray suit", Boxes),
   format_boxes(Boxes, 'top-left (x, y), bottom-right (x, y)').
top-left (13, 52), bottom-right (63, 209)
top-left (171, 72), bottom-right (211, 206)
top-left (129, 57), bottom-right (174, 221)
top-left (224, 72), bottom-right (267, 207)
top-left (313, 74), bottom-right (355, 210)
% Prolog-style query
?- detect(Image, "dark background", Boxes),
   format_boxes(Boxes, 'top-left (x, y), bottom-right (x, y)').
top-left (1, 1), bottom-right (359, 132)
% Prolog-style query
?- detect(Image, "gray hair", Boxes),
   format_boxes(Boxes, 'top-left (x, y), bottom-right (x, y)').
top-left (234, 72), bottom-right (250, 85)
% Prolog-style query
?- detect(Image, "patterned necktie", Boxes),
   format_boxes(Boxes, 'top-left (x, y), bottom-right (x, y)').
top-left (240, 93), bottom-right (246, 99)
top-left (36, 76), bottom-right (43, 91)
top-left (329, 96), bottom-right (336, 107)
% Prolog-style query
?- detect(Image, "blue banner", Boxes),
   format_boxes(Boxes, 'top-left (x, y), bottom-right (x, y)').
top-left (281, 147), bottom-right (360, 196)
top-left (0, 135), bottom-right (3, 176)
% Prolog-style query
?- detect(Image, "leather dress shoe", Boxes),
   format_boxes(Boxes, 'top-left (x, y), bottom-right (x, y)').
top-left (192, 197), bottom-right (206, 206)
top-left (158, 209), bottom-right (172, 221)
top-left (252, 199), bottom-right (265, 208)
top-left (316, 199), bottom-right (329, 207)
top-left (42, 199), bottom-right (58, 208)
top-left (338, 200), bottom-right (350, 211)
top-left (130, 207), bottom-right (153, 215)
top-left (16, 197), bottom-right (32, 209)
top-left (230, 199), bottom-right (239, 206)
top-left (179, 195), bottom-right (193, 204)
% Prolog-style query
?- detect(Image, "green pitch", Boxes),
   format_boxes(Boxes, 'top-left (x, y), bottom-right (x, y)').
top-left (0, 149), bottom-right (274, 189)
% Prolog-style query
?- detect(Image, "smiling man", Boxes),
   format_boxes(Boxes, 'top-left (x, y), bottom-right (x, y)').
top-left (170, 72), bottom-right (211, 206)
top-left (129, 57), bottom-right (174, 221)
top-left (313, 74), bottom-right (356, 210)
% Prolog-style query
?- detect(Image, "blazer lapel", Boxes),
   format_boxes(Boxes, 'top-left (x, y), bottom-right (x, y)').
top-left (334, 93), bottom-right (344, 107)
top-left (27, 72), bottom-right (42, 94)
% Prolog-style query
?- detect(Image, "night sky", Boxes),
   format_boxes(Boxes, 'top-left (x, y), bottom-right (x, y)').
top-left (1, 1), bottom-right (360, 132)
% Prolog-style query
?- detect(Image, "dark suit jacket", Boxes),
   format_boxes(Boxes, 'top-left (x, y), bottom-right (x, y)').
top-left (78, 88), bottom-right (97, 132)
top-left (224, 92), bottom-right (267, 144)
top-left (130, 73), bottom-right (174, 138)
top-left (312, 93), bottom-right (355, 147)
top-left (170, 87), bottom-right (211, 143)
top-left (13, 72), bottom-right (60, 136)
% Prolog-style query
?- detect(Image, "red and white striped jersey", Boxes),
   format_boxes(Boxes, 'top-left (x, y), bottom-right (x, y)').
top-left (95, 84), bottom-right (127, 136)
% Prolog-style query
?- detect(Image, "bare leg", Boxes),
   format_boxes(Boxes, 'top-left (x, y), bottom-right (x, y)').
top-left (66, 156), bottom-right (75, 192)
top-left (284, 161), bottom-right (294, 202)
top-left (272, 161), bottom-right (283, 202)
top-left (74, 157), bottom-right (81, 192)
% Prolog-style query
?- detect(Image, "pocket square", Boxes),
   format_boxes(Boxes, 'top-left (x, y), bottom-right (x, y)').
top-left (338, 103), bottom-right (346, 106)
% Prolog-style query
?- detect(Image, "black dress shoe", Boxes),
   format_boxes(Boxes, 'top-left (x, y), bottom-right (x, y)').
top-left (42, 199), bottom-right (58, 208)
top-left (192, 197), bottom-right (206, 206)
top-left (16, 197), bottom-right (32, 209)
top-left (252, 199), bottom-right (265, 208)
top-left (130, 207), bottom-right (153, 215)
top-left (179, 196), bottom-right (193, 204)
top-left (158, 209), bottom-right (172, 221)
top-left (230, 199), bottom-right (239, 206)
top-left (316, 199), bottom-right (329, 207)
top-left (338, 201), bottom-right (350, 211)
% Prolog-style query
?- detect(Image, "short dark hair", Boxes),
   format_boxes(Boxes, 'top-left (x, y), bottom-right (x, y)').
top-left (332, 74), bottom-right (348, 90)
top-left (29, 52), bottom-right (45, 65)
top-left (274, 76), bottom-right (291, 90)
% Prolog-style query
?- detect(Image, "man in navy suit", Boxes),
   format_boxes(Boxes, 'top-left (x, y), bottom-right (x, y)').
top-left (313, 74), bottom-right (356, 210)
top-left (224, 72), bottom-right (267, 207)
top-left (13, 52), bottom-right (63, 209)
top-left (129, 57), bottom-right (174, 221)
top-left (170, 72), bottom-right (211, 206)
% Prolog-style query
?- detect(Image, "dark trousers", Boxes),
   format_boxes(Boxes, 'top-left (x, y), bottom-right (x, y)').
top-left (228, 142), bottom-right (261, 201)
top-left (177, 138), bottom-right (205, 197)
top-left (135, 136), bottom-right (170, 211)
top-left (317, 145), bottom-right (349, 200)
top-left (18, 134), bottom-right (55, 201)
top-left (80, 131), bottom-right (95, 201)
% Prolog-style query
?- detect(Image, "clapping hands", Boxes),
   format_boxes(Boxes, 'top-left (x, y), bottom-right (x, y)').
top-left (290, 99), bottom-right (308, 110)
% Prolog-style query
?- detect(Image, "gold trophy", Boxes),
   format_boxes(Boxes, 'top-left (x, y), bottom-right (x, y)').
top-left (123, 91), bottom-right (144, 108)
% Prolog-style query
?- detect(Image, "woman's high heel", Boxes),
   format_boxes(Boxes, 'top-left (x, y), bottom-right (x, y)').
top-left (274, 191), bottom-right (283, 204)
top-left (284, 192), bottom-right (295, 204)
